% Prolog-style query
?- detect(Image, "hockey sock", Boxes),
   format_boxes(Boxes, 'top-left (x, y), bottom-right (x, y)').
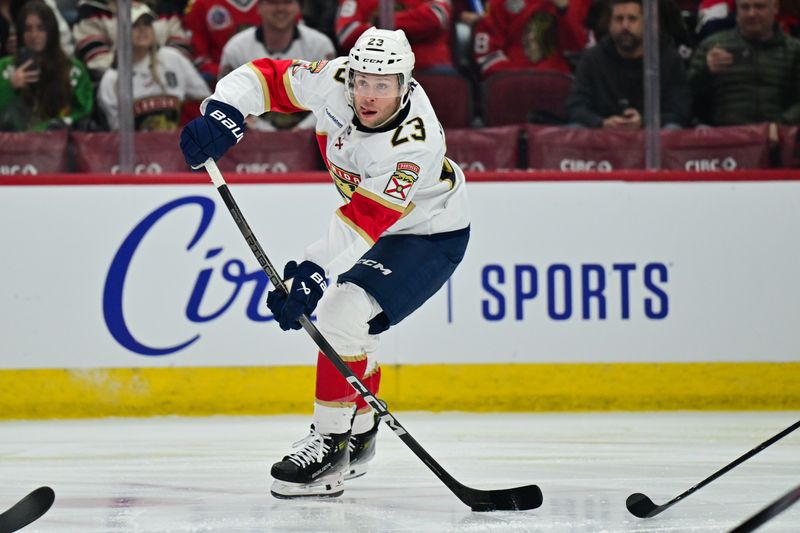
top-left (352, 365), bottom-right (381, 434)
top-left (314, 351), bottom-right (368, 434)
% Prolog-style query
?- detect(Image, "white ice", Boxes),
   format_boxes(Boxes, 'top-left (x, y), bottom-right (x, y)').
top-left (1, 412), bottom-right (798, 532)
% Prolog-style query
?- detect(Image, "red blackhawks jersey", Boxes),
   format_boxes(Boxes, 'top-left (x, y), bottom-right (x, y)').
top-left (184, 0), bottom-right (261, 78)
top-left (206, 56), bottom-right (470, 275)
top-left (335, 0), bottom-right (453, 70)
top-left (473, 0), bottom-right (588, 77)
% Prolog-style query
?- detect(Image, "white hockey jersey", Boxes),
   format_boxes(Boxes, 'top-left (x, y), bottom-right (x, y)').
top-left (99, 47), bottom-right (211, 131)
top-left (219, 25), bottom-right (336, 77)
top-left (205, 56), bottom-right (470, 276)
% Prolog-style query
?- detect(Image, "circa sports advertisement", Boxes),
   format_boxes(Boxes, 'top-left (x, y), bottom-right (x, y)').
top-left (1, 178), bottom-right (798, 369)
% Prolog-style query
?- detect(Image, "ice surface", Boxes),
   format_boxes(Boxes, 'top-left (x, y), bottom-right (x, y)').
top-left (0, 412), bottom-right (798, 532)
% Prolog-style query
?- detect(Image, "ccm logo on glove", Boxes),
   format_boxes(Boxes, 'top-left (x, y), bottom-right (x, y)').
top-left (209, 109), bottom-right (244, 141)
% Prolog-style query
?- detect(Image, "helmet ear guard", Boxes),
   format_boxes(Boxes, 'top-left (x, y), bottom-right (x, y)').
top-left (345, 27), bottom-right (416, 109)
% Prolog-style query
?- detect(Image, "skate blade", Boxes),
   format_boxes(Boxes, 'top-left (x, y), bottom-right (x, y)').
top-left (344, 463), bottom-right (368, 481)
top-left (271, 475), bottom-right (344, 499)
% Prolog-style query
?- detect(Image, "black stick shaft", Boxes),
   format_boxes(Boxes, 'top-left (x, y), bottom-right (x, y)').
top-left (628, 419), bottom-right (800, 517)
top-left (204, 160), bottom-right (540, 510)
top-left (729, 484), bottom-right (800, 533)
top-left (670, 420), bottom-right (800, 507)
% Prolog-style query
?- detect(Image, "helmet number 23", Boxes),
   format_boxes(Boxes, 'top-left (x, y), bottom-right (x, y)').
top-left (391, 117), bottom-right (426, 147)
top-left (367, 38), bottom-right (384, 46)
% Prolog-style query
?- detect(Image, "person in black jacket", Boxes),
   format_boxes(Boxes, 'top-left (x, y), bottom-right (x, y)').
top-left (566, 0), bottom-right (691, 128)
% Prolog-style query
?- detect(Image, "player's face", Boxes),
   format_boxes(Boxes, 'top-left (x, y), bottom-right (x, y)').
top-left (132, 17), bottom-right (156, 51)
top-left (609, 3), bottom-right (644, 54)
top-left (736, 0), bottom-right (778, 41)
top-left (22, 14), bottom-right (47, 53)
top-left (352, 72), bottom-right (402, 128)
top-left (260, 0), bottom-right (299, 33)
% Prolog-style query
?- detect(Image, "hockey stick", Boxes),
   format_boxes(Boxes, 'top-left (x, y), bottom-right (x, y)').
top-left (0, 486), bottom-right (55, 533)
top-left (203, 159), bottom-right (542, 511)
top-left (627, 419), bottom-right (800, 518)
top-left (728, 484), bottom-right (800, 533)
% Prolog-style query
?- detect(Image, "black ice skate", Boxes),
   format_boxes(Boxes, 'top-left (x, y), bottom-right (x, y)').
top-left (270, 427), bottom-right (350, 499)
top-left (345, 416), bottom-right (379, 480)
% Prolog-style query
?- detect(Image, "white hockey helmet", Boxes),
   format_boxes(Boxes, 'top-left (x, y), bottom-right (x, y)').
top-left (345, 27), bottom-right (415, 108)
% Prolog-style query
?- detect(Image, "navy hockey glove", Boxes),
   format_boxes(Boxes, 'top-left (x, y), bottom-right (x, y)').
top-left (266, 260), bottom-right (327, 331)
top-left (179, 100), bottom-right (245, 169)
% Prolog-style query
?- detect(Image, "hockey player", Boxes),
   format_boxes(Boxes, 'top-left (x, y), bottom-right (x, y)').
top-left (179, 27), bottom-right (470, 498)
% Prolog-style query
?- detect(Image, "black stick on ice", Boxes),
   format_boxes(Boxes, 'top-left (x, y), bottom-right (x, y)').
top-left (627, 419), bottom-right (800, 518)
top-left (0, 487), bottom-right (55, 533)
top-left (203, 159), bottom-right (542, 512)
top-left (728, 484), bottom-right (800, 533)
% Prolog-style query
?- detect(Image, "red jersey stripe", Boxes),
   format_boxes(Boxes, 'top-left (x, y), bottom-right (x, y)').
top-left (248, 58), bottom-right (308, 113)
top-left (337, 190), bottom-right (404, 243)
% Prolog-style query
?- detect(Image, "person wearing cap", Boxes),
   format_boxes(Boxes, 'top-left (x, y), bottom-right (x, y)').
top-left (97, 3), bottom-right (210, 130)
top-left (179, 27), bottom-right (470, 499)
top-left (73, 0), bottom-right (191, 81)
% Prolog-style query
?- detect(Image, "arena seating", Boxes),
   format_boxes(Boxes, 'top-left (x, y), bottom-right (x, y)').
top-left (526, 126), bottom-right (644, 170)
top-left (661, 124), bottom-right (772, 170)
top-left (71, 130), bottom-right (321, 173)
top-left (481, 70), bottom-right (574, 127)
top-left (0, 132), bottom-right (70, 174)
top-left (1, 124), bottom-right (798, 174)
top-left (526, 124), bottom-right (780, 171)
top-left (413, 71), bottom-right (475, 129)
top-left (779, 125), bottom-right (800, 168)
top-left (444, 125), bottom-right (521, 170)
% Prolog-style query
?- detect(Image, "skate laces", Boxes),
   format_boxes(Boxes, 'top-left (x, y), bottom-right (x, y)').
top-left (287, 429), bottom-right (330, 467)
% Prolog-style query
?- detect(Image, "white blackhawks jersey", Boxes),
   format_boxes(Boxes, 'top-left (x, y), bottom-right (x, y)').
top-left (99, 47), bottom-right (211, 131)
top-left (218, 25), bottom-right (336, 77)
top-left (205, 56), bottom-right (470, 276)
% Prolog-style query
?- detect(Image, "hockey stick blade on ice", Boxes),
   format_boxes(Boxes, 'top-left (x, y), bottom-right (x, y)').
top-left (203, 159), bottom-right (542, 511)
top-left (0, 486), bottom-right (55, 533)
top-left (627, 419), bottom-right (800, 518)
top-left (728, 484), bottom-right (800, 533)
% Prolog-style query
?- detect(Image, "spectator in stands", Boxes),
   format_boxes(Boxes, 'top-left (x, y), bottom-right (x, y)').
top-left (590, 0), bottom-right (693, 55)
top-left (0, 1), bottom-right (92, 130)
top-left (3, 0), bottom-right (72, 56)
top-left (218, 0), bottom-right (334, 130)
top-left (472, 0), bottom-right (590, 78)
top-left (688, 0), bottom-right (800, 137)
top-left (335, 0), bottom-right (455, 72)
top-left (697, 0), bottom-right (800, 40)
top-left (566, 0), bottom-right (690, 128)
top-left (97, 2), bottom-right (210, 131)
top-left (73, 0), bottom-right (191, 80)
top-left (219, 0), bottom-right (334, 77)
top-left (184, 0), bottom-right (260, 82)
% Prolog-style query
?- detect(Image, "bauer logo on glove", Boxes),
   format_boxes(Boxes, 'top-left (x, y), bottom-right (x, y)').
top-left (266, 260), bottom-right (327, 331)
top-left (179, 99), bottom-right (246, 169)
top-left (208, 109), bottom-right (244, 141)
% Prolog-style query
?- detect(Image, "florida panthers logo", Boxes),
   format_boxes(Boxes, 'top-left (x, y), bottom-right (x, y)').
top-left (383, 161), bottom-right (419, 201)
